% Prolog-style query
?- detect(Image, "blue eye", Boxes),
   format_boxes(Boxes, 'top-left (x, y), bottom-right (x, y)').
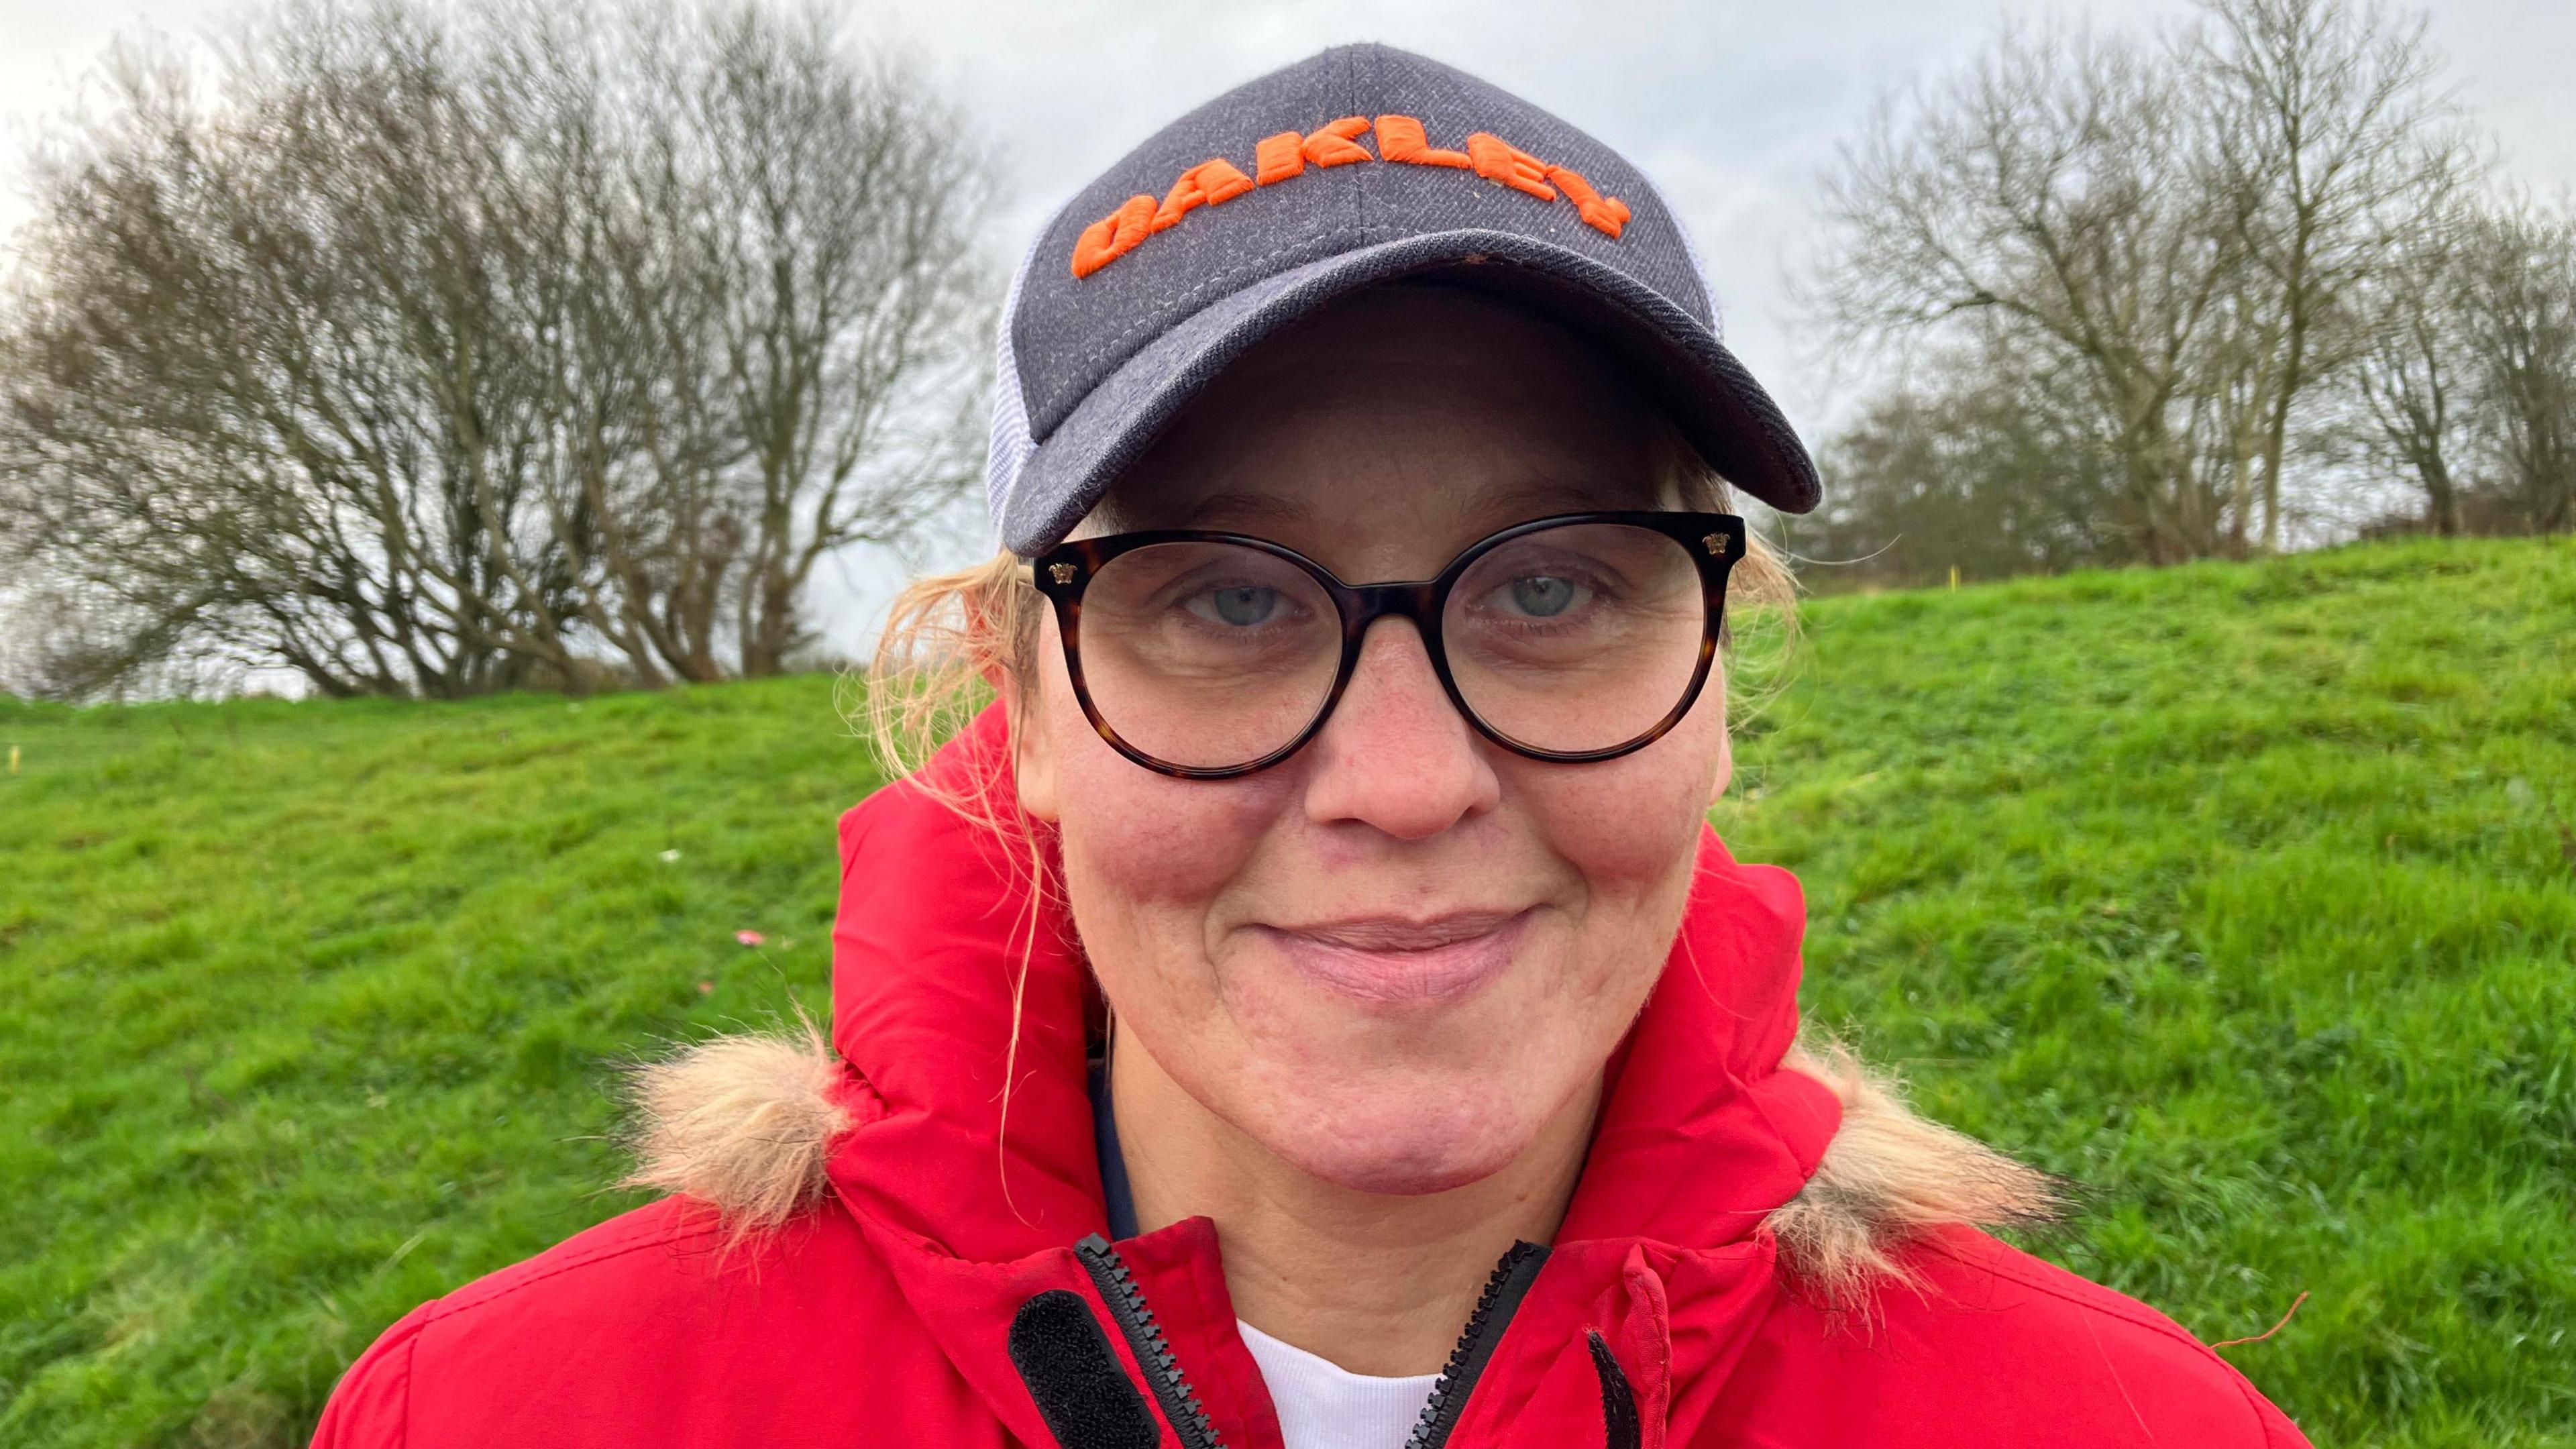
top-left (1503, 576), bottom-right (1586, 617)
top-left (1193, 586), bottom-right (1281, 627)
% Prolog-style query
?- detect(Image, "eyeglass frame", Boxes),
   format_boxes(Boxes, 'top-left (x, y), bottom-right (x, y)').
top-left (1028, 510), bottom-right (1748, 780)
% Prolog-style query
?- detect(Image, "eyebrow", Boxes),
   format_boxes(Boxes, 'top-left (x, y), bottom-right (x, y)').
top-left (1109, 470), bottom-right (1658, 535)
top-left (1463, 474), bottom-right (1658, 517)
top-left (1117, 490), bottom-right (1316, 531)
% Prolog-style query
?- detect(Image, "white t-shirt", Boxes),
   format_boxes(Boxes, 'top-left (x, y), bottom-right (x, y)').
top-left (1236, 1320), bottom-right (1440, 1449)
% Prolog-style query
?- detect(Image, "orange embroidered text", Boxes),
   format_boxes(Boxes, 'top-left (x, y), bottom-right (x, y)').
top-left (1070, 116), bottom-right (1631, 278)
top-left (1373, 114), bottom-right (1469, 169)
top-left (1152, 158), bottom-right (1256, 233)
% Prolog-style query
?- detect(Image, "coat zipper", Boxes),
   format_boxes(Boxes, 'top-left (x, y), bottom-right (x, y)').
top-left (1071, 1234), bottom-right (1550, 1449)
top-left (1403, 1241), bottom-right (1552, 1449)
top-left (1074, 1234), bottom-right (1226, 1449)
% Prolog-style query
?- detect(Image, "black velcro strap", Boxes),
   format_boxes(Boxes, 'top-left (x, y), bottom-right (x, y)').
top-left (1589, 1330), bottom-right (1642, 1449)
top-left (1008, 1289), bottom-right (1161, 1449)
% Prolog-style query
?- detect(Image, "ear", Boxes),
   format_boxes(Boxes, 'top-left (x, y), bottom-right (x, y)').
top-left (1006, 626), bottom-right (1063, 824)
top-left (1704, 702), bottom-right (1735, 810)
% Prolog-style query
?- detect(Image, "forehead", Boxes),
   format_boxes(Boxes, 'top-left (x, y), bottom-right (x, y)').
top-left (1099, 283), bottom-right (1675, 565)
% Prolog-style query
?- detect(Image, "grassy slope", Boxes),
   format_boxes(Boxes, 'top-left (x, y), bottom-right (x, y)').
top-left (2, 537), bottom-right (2570, 1446)
top-left (1712, 537), bottom-right (2576, 1444)
top-left (1, 681), bottom-right (865, 1445)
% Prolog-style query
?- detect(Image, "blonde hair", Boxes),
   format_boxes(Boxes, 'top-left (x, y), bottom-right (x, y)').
top-left (862, 548), bottom-right (1046, 827)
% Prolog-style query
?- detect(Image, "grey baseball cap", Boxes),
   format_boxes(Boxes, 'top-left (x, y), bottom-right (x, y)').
top-left (986, 43), bottom-right (1820, 556)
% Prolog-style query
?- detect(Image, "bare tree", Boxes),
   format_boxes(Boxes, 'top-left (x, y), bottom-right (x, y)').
top-left (1813, 25), bottom-right (2245, 563)
top-left (2346, 213), bottom-right (2474, 533)
top-left (2339, 195), bottom-right (2576, 537)
top-left (2194, 0), bottom-right (2471, 553)
top-left (669, 11), bottom-right (989, 676)
top-left (0, 0), bottom-right (990, 698)
top-left (1805, 0), bottom-right (2514, 567)
top-left (1779, 322), bottom-right (2135, 589)
top-left (0, 40), bottom-right (551, 699)
top-left (2457, 197), bottom-right (2576, 533)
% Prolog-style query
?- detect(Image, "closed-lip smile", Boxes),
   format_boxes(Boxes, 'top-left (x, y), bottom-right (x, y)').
top-left (1254, 910), bottom-right (1534, 1004)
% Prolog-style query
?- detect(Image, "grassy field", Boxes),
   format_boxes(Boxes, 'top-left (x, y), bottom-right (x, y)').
top-left (3, 536), bottom-right (2572, 1446)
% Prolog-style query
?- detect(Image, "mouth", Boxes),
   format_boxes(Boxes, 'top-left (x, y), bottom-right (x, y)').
top-left (1253, 910), bottom-right (1535, 1005)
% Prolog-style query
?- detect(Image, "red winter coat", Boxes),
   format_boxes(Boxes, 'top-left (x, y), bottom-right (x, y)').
top-left (315, 708), bottom-right (2311, 1448)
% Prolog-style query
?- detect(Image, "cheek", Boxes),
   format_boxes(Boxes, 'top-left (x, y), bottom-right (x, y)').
top-left (1057, 748), bottom-right (1274, 916)
top-left (1512, 688), bottom-right (1731, 908)
top-left (1032, 644), bottom-right (1285, 998)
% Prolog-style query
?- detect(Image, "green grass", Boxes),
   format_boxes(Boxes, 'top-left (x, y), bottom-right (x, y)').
top-left (3, 537), bottom-right (2571, 1446)
top-left (1, 680), bottom-right (867, 1445)
top-left (1714, 537), bottom-right (2576, 1444)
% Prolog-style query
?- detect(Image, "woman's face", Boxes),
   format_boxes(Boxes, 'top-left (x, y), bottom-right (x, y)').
top-left (1015, 284), bottom-right (1733, 1196)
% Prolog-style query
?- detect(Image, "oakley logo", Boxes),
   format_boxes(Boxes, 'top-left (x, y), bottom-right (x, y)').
top-left (1070, 114), bottom-right (1633, 279)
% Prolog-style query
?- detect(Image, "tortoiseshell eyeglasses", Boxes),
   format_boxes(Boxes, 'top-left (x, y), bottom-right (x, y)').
top-left (1029, 511), bottom-right (1746, 780)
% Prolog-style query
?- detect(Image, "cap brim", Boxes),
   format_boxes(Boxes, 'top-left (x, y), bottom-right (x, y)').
top-left (998, 228), bottom-right (1819, 555)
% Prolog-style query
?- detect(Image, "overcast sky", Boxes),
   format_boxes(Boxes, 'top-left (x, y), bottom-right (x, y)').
top-left (4, 0), bottom-right (2569, 654)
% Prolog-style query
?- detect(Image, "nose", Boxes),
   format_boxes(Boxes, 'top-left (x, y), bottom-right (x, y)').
top-left (1299, 618), bottom-right (1500, 839)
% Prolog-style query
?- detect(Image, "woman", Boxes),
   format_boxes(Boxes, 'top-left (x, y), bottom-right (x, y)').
top-left (317, 45), bottom-right (2308, 1448)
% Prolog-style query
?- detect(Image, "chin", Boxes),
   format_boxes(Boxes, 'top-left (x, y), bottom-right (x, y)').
top-left (1252, 1077), bottom-right (1544, 1197)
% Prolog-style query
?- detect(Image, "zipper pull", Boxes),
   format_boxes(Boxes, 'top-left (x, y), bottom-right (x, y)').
top-left (1010, 1289), bottom-right (1161, 1449)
